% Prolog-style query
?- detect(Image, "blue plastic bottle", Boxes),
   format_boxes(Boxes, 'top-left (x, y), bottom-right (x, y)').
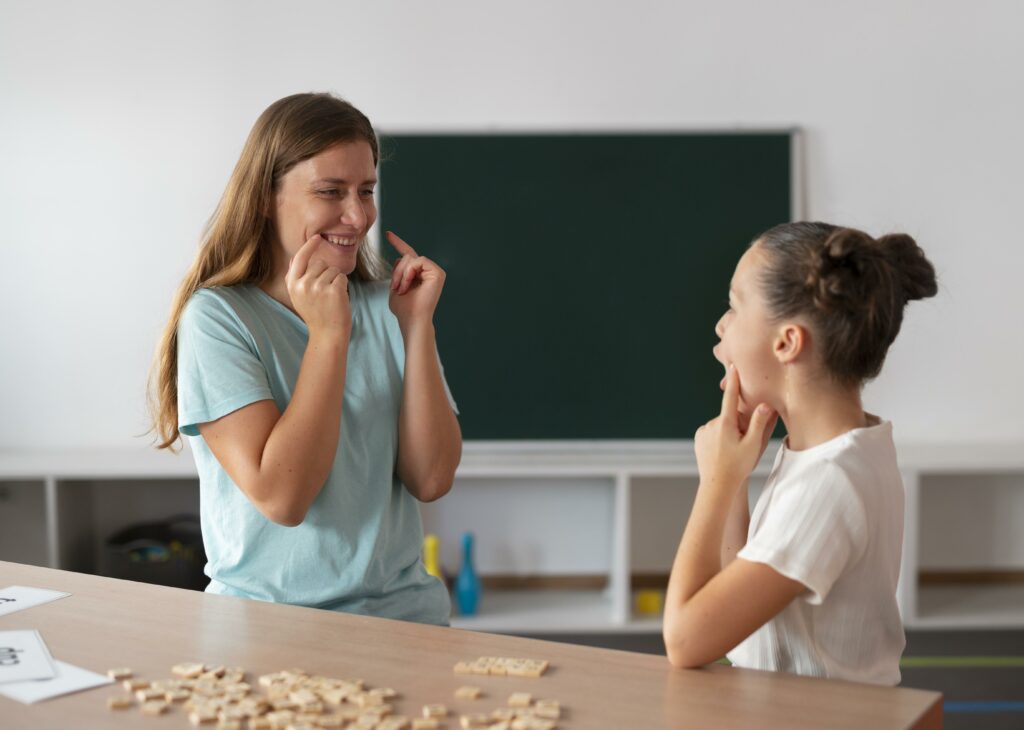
top-left (454, 531), bottom-right (481, 616)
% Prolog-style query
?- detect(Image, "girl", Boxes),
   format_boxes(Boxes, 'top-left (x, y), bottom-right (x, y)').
top-left (150, 93), bottom-right (461, 625)
top-left (664, 222), bottom-right (937, 684)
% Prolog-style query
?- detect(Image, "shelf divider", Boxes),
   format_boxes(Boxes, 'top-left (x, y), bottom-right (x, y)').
top-left (610, 472), bottom-right (631, 625)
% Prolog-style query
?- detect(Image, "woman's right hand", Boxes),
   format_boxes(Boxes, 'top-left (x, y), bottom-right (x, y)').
top-left (286, 234), bottom-right (352, 338)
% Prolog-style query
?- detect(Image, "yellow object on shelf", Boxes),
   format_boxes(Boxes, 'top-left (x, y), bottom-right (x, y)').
top-left (634, 589), bottom-right (664, 615)
top-left (423, 534), bottom-right (442, 579)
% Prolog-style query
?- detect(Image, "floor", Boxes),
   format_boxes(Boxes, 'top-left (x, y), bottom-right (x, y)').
top-left (525, 630), bottom-right (1024, 729)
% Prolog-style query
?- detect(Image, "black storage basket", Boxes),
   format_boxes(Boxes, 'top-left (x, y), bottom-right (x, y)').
top-left (105, 514), bottom-right (207, 590)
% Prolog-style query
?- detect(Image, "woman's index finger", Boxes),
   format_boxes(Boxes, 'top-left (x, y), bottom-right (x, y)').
top-left (385, 230), bottom-right (417, 258)
top-left (289, 234), bottom-right (323, 278)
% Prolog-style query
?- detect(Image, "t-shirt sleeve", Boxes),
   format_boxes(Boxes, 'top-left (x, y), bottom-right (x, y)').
top-left (737, 460), bottom-right (869, 605)
top-left (176, 290), bottom-right (274, 437)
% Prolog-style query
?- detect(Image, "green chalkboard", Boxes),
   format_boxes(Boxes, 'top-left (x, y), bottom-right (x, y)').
top-left (379, 133), bottom-right (792, 440)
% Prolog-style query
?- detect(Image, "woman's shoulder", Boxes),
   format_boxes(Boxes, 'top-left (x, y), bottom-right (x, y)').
top-left (182, 286), bottom-right (227, 319)
top-left (184, 284), bottom-right (240, 308)
top-left (180, 285), bottom-right (260, 333)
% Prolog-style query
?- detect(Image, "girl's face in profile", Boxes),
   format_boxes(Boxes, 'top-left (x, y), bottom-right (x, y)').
top-left (713, 243), bottom-right (784, 415)
top-left (270, 141), bottom-right (378, 276)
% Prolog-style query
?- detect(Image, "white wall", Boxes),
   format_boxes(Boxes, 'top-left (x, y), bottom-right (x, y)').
top-left (1, 0), bottom-right (1021, 450)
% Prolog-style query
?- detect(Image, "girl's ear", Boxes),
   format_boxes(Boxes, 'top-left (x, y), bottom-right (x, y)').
top-left (774, 323), bottom-right (807, 364)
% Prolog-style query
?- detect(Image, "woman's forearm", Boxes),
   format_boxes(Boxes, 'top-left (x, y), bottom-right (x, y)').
top-left (397, 322), bottom-right (462, 501)
top-left (257, 330), bottom-right (349, 523)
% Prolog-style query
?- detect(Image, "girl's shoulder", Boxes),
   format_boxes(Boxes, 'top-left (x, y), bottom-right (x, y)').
top-left (782, 419), bottom-right (895, 468)
top-left (775, 420), bottom-right (899, 509)
top-left (824, 420), bottom-right (897, 479)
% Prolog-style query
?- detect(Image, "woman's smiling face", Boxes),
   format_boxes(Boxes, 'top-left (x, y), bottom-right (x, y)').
top-left (270, 140), bottom-right (378, 275)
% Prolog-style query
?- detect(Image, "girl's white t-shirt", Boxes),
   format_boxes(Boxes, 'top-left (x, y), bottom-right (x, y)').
top-left (726, 418), bottom-right (906, 685)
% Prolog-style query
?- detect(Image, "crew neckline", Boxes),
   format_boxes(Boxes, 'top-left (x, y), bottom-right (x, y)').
top-left (780, 415), bottom-right (890, 462)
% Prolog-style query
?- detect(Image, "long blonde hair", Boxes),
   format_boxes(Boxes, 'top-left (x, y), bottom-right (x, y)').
top-left (150, 92), bottom-right (388, 450)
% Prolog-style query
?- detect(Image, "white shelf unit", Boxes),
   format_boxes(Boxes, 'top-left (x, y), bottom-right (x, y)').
top-left (1, 441), bottom-right (1022, 633)
top-left (0, 449), bottom-right (201, 574)
top-left (897, 443), bottom-right (1024, 629)
top-left (433, 443), bottom-right (779, 634)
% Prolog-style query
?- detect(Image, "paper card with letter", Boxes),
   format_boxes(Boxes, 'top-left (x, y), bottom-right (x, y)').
top-left (0, 660), bottom-right (112, 704)
top-left (0, 630), bottom-right (57, 684)
top-left (0, 586), bottom-right (70, 617)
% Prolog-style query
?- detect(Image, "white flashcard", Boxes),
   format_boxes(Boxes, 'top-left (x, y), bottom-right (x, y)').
top-left (0, 630), bottom-right (57, 684)
top-left (0, 586), bottom-right (71, 617)
top-left (0, 659), bottom-right (112, 704)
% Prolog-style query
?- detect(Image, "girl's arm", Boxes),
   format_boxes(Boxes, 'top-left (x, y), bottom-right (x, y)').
top-left (198, 235), bottom-right (352, 526)
top-left (387, 231), bottom-right (462, 502)
top-left (664, 365), bottom-right (801, 668)
top-left (720, 480), bottom-right (750, 568)
top-left (665, 556), bottom-right (805, 668)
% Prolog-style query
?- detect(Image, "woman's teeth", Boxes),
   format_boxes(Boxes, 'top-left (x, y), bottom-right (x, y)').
top-left (323, 234), bottom-right (358, 247)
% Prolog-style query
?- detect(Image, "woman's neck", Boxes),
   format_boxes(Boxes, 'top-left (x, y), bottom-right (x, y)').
top-left (778, 376), bottom-right (868, 451)
top-left (259, 273), bottom-right (295, 313)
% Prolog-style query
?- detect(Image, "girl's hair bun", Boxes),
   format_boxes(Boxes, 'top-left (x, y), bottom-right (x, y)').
top-left (806, 227), bottom-right (881, 313)
top-left (876, 233), bottom-right (938, 302)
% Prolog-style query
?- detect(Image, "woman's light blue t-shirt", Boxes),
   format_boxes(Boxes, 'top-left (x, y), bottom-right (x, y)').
top-left (176, 280), bottom-right (452, 625)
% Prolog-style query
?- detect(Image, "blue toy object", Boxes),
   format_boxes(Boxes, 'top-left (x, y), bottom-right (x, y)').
top-left (454, 531), bottom-right (481, 616)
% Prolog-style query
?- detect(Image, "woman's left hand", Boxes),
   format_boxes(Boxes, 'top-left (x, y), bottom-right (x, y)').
top-left (386, 231), bottom-right (446, 332)
top-left (695, 364), bottom-right (777, 490)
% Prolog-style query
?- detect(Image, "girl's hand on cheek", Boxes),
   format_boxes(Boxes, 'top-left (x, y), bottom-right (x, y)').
top-left (695, 365), bottom-right (777, 490)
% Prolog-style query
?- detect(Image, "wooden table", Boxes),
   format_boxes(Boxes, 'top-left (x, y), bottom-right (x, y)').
top-left (0, 562), bottom-right (942, 729)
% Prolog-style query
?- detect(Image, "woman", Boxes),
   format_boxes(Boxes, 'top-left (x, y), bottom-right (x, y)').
top-left (150, 92), bottom-right (461, 625)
